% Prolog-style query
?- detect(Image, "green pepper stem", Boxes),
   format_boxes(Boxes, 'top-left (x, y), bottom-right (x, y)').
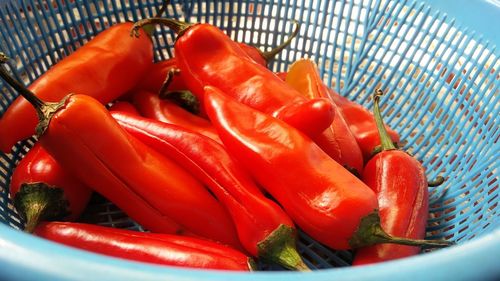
top-left (428, 176), bottom-right (445, 187)
top-left (261, 20), bottom-right (300, 62)
top-left (350, 211), bottom-right (454, 249)
top-left (14, 182), bottom-right (70, 233)
top-left (257, 224), bottom-right (311, 271)
top-left (140, 1), bottom-right (171, 36)
top-left (373, 89), bottom-right (397, 151)
top-left (131, 17), bottom-right (194, 38)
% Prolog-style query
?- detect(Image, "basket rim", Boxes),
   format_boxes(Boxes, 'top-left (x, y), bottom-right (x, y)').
top-left (0, 223), bottom-right (499, 281)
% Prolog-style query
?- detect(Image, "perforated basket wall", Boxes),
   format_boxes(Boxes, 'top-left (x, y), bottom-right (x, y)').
top-left (0, 0), bottom-right (499, 280)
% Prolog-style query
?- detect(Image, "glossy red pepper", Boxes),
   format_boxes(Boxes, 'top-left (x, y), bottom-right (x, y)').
top-left (352, 90), bottom-right (439, 265)
top-left (0, 22), bottom-right (154, 153)
top-left (111, 111), bottom-right (309, 270)
top-left (203, 85), bottom-right (453, 251)
top-left (134, 22), bottom-right (299, 94)
top-left (130, 90), bottom-right (221, 143)
top-left (286, 59), bottom-right (364, 174)
top-left (0, 57), bottom-right (242, 249)
top-left (10, 143), bottom-right (92, 233)
top-left (328, 88), bottom-right (400, 161)
top-left (35, 222), bottom-right (254, 271)
top-left (132, 18), bottom-right (334, 138)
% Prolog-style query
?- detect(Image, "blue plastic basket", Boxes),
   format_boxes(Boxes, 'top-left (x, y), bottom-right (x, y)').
top-left (0, 0), bottom-right (499, 280)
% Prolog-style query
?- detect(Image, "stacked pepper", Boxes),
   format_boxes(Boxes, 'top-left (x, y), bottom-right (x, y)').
top-left (0, 7), bottom-right (453, 272)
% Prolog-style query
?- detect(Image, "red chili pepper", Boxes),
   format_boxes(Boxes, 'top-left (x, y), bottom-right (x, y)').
top-left (130, 90), bottom-right (221, 143)
top-left (108, 101), bottom-right (140, 115)
top-left (352, 90), bottom-right (441, 265)
top-left (0, 22), bottom-right (154, 153)
top-left (35, 222), bottom-right (255, 271)
top-left (286, 59), bottom-right (364, 174)
top-left (111, 111), bottom-right (309, 270)
top-left (203, 85), bottom-right (453, 251)
top-left (132, 19), bottom-right (334, 138)
top-left (0, 57), bottom-right (241, 249)
top-left (134, 21), bottom-right (299, 94)
top-left (9, 143), bottom-right (92, 233)
top-left (328, 88), bottom-right (400, 161)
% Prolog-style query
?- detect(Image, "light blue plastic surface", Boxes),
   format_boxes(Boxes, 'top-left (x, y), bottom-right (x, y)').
top-left (0, 0), bottom-right (499, 280)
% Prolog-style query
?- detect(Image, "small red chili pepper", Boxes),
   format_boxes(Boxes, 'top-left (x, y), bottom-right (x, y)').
top-left (35, 222), bottom-right (255, 271)
top-left (108, 101), bottom-right (140, 115)
top-left (328, 88), bottom-right (400, 161)
top-left (131, 18), bottom-right (334, 138)
top-left (352, 90), bottom-right (443, 265)
top-left (0, 56), bottom-right (242, 249)
top-left (111, 111), bottom-right (309, 271)
top-left (203, 85), bottom-right (453, 251)
top-left (286, 59), bottom-right (364, 174)
top-left (10, 143), bottom-right (92, 233)
top-left (0, 22), bottom-right (154, 153)
top-left (130, 90), bottom-right (221, 143)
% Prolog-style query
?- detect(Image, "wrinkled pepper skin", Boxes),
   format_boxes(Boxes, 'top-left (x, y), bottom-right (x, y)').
top-left (131, 90), bottom-right (221, 143)
top-left (10, 143), bottom-right (92, 232)
top-left (112, 112), bottom-right (308, 270)
top-left (35, 222), bottom-right (254, 271)
top-left (38, 94), bottom-right (241, 248)
top-left (286, 59), bottom-right (364, 174)
top-left (0, 22), bottom-right (154, 152)
top-left (169, 22), bottom-right (334, 137)
top-left (353, 151), bottom-right (429, 265)
top-left (328, 89), bottom-right (400, 161)
top-left (204, 86), bottom-right (378, 250)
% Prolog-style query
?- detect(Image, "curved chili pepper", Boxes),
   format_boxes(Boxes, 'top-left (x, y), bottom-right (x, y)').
top-left (203, 85), bottom-right (453, 251)
top-left (111, 111), bottom-right (309, 271)
top-left (132, 18), bottom-right (334, 138)
top-left (10, 143), bottom-right (92, 233)
top-left (135, 21), bottom-right (299, 95)
top-left (286, 59), bottom-right (364, 174)
top-left (35, 222), bottom-right (254, 271)
top-left (0, 57), bottom-right (242, 249)
top-left (108, 101), bottom-right (140, 114)
top-left (328, 88), bottom-right (400, 161)
top-left (130, 90), bottom-right (221, 143)
top-left (0, 22), bottom-right (154, 153)
top-left (352, 90), bottom-right (442, 265)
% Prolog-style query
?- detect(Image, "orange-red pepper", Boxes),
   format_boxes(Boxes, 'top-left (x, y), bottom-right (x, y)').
top-left (132, 18), bottom-right (334, 138)
top-left (112, 111), bottom-right (308, 270)
top-left (10, 143), bottom-right (92, 233)
top-left (0, 23), bottom-right (154, 153)
top-left (0, 56), bottom-right (242, 249)
top-left (286, 59), bottom-right (364, 174)
top-left (35, 222), bottom-right (254, 271)
top-left (353, 90), bottom-right (439, 265)
top-left (130, 90), bottom-right (221, 143)
top-left (203, 85), bottom-right (453, 251)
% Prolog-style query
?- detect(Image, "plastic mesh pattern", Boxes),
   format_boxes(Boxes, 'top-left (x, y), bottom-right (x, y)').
top-left (0, 0), bottom-right (498, 272)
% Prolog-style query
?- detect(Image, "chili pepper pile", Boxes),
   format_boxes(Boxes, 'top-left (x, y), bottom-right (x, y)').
top-left (0, 6), bottom-right (454, 272)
